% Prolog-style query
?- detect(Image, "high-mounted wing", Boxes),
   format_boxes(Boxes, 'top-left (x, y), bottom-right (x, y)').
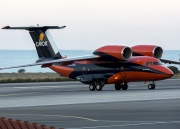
top-left (0, 55), bottom-right (100, 70)
top-left (160, 59), bottom-right (180, 65)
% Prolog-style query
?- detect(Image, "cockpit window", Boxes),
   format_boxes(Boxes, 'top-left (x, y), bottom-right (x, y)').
top-left (146, 61), bottom-right (162, 66)
top-left (153, 61), bottom-right (162, 65)
top-left (153, 62), bottom-right (159, 65)
top-left (145, 62), bottom-right (153, 66)
top-left (145, 62), bottom-right (149, 66)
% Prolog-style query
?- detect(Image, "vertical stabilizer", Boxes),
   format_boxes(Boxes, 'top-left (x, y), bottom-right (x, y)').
top-left (2, 26), bottom-right (66, 60)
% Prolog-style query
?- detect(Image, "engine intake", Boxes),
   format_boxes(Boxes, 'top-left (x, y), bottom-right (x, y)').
top-left (93, 45), bottom-right (132, 61)
top-left (131, 45), bottom-right (163, 59)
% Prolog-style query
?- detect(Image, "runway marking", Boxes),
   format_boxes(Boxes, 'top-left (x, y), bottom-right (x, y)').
top-left (0, 92), bottom-right (39, 97)
top-left (2, 113), bottom-right (180, 128)
top-left (129, 83), bottom-right (180, 87)
top-left (0, 113), bottom-right (98, 122)
top-left (66, 121), bottom-right (180, 129)
top-left (1, 93), bottom-right (180, 108)
top-left (0, 82), bottom-right (81, 87)
top-left (13, 85), bottom-right (83, 89)
top-left (2, 113), bottom-right (180, 125)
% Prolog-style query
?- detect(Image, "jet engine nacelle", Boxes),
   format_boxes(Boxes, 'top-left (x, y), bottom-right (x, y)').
top-left (93, 45), bottom-right (132, 61)
top-left (131, 45), bottom-right (163, 59)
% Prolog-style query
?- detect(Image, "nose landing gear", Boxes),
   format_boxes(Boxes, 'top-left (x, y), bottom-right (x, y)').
top-left (148, 82), bottom-right (156, 90)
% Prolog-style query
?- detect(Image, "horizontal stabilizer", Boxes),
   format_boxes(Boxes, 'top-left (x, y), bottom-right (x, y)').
top-left (2, 26), bottom-right (66, 30)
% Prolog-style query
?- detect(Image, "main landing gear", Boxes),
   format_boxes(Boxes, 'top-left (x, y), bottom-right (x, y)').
top-left (115, 83), bottom-right (128, 91)
top-left (89, 81), bottom-right (156, 91)
top-left (147, 81), bottom-right (156, 90)
top-left (89, 80), bottom-right (105, 91)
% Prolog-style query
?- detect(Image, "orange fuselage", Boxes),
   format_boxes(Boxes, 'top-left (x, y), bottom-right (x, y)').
top-left (49, 56), bottom-right (173, 84)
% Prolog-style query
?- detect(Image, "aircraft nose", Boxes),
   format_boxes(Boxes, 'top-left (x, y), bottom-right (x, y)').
top-left (167, 67), bottom-right (174, 75)
top-left (162, 66), bottom-right (174, 77)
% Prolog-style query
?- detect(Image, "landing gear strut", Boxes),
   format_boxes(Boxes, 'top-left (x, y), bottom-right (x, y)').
top-left (115, 83), bottom-right (128, 90)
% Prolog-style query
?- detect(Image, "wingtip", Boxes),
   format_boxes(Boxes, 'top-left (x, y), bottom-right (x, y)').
top-left (2, 26), bottom-right (10, 29)
top-left (60, 26), bottom-right (66, 29)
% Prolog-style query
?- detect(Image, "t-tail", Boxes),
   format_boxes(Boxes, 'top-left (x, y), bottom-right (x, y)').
top-left (2, 25), bottom-right (66, 61)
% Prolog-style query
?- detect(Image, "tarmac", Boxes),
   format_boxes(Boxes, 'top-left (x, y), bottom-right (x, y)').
top-left (0, 80), bottom-right (180, 129)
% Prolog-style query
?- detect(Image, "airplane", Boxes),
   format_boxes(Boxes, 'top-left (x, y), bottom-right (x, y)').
top-left (0, 25), bottom-right (179, 91)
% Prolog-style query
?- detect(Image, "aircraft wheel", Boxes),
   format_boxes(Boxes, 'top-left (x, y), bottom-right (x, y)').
top-left (148, 84), bottom-right (155, 90)
top-left (115, 84), bottom-right (121, 90)
top-left (96, 84), bottom-right (102, 91)
top-left (89, 84), bottom-right (95, 91)
top-left (151, 84), bottom-right (155, 89)
top-left (122, 83), bottom-right (128, 90)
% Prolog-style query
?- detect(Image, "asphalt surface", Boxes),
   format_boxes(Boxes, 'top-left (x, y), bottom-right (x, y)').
top-left (0, 80), bottom-right (180, 129)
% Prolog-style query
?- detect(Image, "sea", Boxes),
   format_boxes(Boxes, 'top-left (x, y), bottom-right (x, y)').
top-left (0, 50), bottom-right (180, 73)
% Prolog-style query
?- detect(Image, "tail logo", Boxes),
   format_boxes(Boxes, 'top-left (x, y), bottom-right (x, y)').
top-left (39, 33), bottom-right (44, 41)
top-left (36, 33), bottom-right (48, 47)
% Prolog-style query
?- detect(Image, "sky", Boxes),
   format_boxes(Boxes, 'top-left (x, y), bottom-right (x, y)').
top-left (0, 0), bottom-right (180, 50)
